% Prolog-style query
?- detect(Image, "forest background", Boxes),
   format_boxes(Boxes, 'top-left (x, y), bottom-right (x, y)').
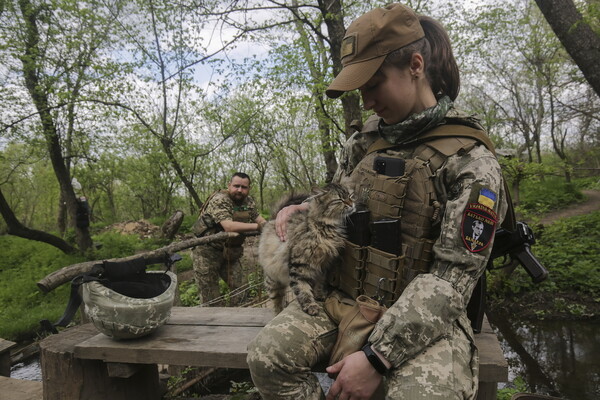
top-left (0, 0), bottom-right (599, 342)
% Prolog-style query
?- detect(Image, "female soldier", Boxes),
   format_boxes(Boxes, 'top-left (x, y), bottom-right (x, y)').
top-left (247, 3), bottom-right (508, 399)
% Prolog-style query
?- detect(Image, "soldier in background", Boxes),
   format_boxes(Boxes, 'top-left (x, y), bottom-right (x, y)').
top-left (333, 114), bottom-right (382, 187)
top-left (192, 172), bottom-right (267, 306)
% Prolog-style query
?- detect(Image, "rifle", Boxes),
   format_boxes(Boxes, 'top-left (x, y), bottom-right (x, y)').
top-left (467, 221), bottom-right (548, 332)
top-left (489, 221), bottom-right (548, 283)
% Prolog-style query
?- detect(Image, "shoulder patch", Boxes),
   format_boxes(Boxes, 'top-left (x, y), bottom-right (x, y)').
top-left (461, 203), bottom-right (498, 252)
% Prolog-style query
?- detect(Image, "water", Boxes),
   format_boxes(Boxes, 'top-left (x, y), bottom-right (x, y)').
top-left (10, 357), bottom-right (41, 381)
top-left (490, 314), bottom-right (600, 400)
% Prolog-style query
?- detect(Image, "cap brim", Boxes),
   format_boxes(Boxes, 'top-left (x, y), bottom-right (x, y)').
top-left (326, 56), bottom-right (386, 98)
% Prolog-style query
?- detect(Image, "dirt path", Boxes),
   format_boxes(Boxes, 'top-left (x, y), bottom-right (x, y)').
top-left (538, 189), bottom-right (600, 225)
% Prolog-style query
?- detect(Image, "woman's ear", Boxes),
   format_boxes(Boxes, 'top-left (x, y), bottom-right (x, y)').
top-left (409, 53), bottom-right (425, 78)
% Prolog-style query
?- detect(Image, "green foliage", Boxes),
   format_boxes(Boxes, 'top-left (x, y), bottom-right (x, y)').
top-left (230, 380), bottom-right (258, 398)
top-left (497, 376), bottom-right (528, 400)
top-left (572, 177), bottom-right (600, 191)
top-left (178, 279), bottom-right (200, 307)
top-left (489, 210), bottom-right (600, 305)
top-left (0, 236), bottom-right (85, 341)
top-left (535, 211), bottom-right (600, 297)
top-left (518, 176), bottom-right (585, 215)
top-left (91, 231), bottom-right (151, 260)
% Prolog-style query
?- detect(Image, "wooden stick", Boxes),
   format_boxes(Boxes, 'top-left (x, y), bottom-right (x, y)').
top-left (36, 232), bottom-right (239, 293)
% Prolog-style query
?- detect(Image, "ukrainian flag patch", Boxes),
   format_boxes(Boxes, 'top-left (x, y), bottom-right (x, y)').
top-left (478, 187), bottom-right (497, 209)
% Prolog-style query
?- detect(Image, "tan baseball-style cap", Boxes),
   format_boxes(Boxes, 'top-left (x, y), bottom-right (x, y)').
top-left (326, 3), bottom-right (424, 98)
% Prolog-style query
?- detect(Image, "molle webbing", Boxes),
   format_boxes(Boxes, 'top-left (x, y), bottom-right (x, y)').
top-left (330, 124), bottom-right (498, 306)
top-left (226, 206), bottom-right (253, 247)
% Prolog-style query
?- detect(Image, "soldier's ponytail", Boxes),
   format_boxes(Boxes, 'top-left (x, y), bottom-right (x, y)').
top-left (384, 15), bottom-right (460, 101)
top-left (419, 16), bottom-right (460, 101)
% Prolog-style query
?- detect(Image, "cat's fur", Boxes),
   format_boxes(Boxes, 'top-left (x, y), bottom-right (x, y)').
top-left (259, 183), bottom-right (355, 315)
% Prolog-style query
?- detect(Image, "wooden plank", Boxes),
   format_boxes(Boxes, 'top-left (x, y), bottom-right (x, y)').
top-left (106, 363), bottom-right (141, 378)
top-left (0, 338), bottom-right (16, 378)
top-left (476, 316), bottom-right (509, 383)
top-left (0, 376), bottom-right (43, 400)
top-left (0, 339), bottom-right (16, 353)
top-left (167, 306), bottom-right (274, 327)
top-left (74, 324), bottom-right (263, 369)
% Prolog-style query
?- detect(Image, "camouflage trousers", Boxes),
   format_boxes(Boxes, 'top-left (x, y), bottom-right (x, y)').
top-left (192, 244), bottom-right (245, 306)
top-left (247, 298), bottom-right (478, 400)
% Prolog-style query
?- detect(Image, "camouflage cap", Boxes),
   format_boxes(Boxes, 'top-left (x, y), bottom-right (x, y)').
top-left (326, 3), bottom-right (424, 98)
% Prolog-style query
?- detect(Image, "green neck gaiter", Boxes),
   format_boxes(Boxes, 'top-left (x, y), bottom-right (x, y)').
top-left (379, 96), bottom-right (453, 145)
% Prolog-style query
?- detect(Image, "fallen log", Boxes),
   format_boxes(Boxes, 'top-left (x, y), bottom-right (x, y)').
top-left (36, 232), bottom-right (239, 293)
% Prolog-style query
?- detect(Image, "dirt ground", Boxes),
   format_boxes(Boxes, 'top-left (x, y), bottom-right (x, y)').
top-left (538, 189), bottom-right (600, 225)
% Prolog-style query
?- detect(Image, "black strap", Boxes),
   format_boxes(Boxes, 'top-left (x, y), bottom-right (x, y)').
top-left (39, 273), bottom-right (106, 333)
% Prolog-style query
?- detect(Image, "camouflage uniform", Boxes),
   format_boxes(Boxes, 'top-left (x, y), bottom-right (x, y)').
top-left (332, 114), bottom-right (381, 187)
top-left (192, 190), bottom-right (260, 306)
top-left (247, 103), bottom-right (508, 399)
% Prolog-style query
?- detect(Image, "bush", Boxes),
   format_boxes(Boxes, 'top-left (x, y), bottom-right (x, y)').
top-left (518, 177), bottom-right (584, 215)
top-left (535, 211), bottom-right (600, 297)
top-left (0, 236), bottom-right (85, 341)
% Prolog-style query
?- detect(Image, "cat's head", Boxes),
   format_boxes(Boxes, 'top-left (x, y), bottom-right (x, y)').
top-left (308, 183), bottom-right (355, 220)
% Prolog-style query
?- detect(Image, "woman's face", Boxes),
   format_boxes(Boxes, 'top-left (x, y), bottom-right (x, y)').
top-left (359, 56), bottom-right (435, 125)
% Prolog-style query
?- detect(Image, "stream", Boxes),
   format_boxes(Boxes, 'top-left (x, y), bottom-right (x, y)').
top-left (10, 318), bottom-right (600, 399)
top-left (489, 313), bottom-right (600, 400)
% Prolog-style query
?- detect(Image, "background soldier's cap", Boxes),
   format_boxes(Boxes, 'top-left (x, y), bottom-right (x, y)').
top-left (326, 3), bottom-right (424, 99)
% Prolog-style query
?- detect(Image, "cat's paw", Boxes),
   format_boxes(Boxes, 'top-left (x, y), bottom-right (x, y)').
top-left (304, 303), bottom-right (320, 316)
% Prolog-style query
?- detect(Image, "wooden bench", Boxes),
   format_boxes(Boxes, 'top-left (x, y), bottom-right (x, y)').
top-left (40, 306), bottom-right (507, 400)
top-left (0, 338), bottom-right (44, 400)
top-left (0, 338), bottom-right (16, 377)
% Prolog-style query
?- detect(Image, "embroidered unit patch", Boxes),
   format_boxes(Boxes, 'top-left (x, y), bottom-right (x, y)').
top-left (461, 203), bottom-right (498, 252)
top-left (341, 34), bottom-right (357, 59)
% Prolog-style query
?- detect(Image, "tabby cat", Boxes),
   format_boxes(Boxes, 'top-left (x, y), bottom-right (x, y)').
top-left (259, 183), bottom-right (355, 315)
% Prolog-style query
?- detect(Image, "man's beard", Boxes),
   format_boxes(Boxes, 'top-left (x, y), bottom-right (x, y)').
top-left (231, 192), bottom-right (246, 203)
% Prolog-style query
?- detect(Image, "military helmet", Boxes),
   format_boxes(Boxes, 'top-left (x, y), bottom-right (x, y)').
top-left (82, 270), bottom-right (177, 340)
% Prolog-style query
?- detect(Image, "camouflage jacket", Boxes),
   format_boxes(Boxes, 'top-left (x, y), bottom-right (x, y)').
top-left (194, 190), bottom-right (260, 248)
top-left (345, 106), bottom-right (508, 370)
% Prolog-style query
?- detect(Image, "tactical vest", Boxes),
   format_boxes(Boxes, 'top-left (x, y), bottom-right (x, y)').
top-left (192, 190), bottom-right (254, 247)
top-left (328, 124), bottom-right (511, 307)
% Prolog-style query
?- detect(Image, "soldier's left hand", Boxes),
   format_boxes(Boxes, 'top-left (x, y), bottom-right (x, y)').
top-left (325, 351), bottom-right (382, 400)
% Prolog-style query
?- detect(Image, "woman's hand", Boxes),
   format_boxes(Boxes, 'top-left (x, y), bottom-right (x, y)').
top-left (275, 203), bottom-right (308, 241)
top-left (325, 351), bottom-right (383, 400)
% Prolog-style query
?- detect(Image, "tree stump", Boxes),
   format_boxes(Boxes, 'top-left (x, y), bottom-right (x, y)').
top-left (40, 324), bottom-right (161, 400)
top-left (161, 210), bottom-right (184, 240)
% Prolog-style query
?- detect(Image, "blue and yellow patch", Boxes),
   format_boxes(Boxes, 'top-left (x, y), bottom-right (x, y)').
top-left (478, 187), bottom-right (497, 208)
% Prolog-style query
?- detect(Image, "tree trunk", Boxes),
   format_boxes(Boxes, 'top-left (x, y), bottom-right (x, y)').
top-left (319, 0), bottom-right (362, 138)
top-left (57, 191), bottom-right (67, 235)
top-left (160, 210), bottom-right (184, 240)
top-left (535, 0), bottom-right (600, 98)
top-left (161, 138), bottom-right (204, 209)
top-left (18, 0), bottom-right (92, 252)
top-left (0, 188), bottom-right (77, 254)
